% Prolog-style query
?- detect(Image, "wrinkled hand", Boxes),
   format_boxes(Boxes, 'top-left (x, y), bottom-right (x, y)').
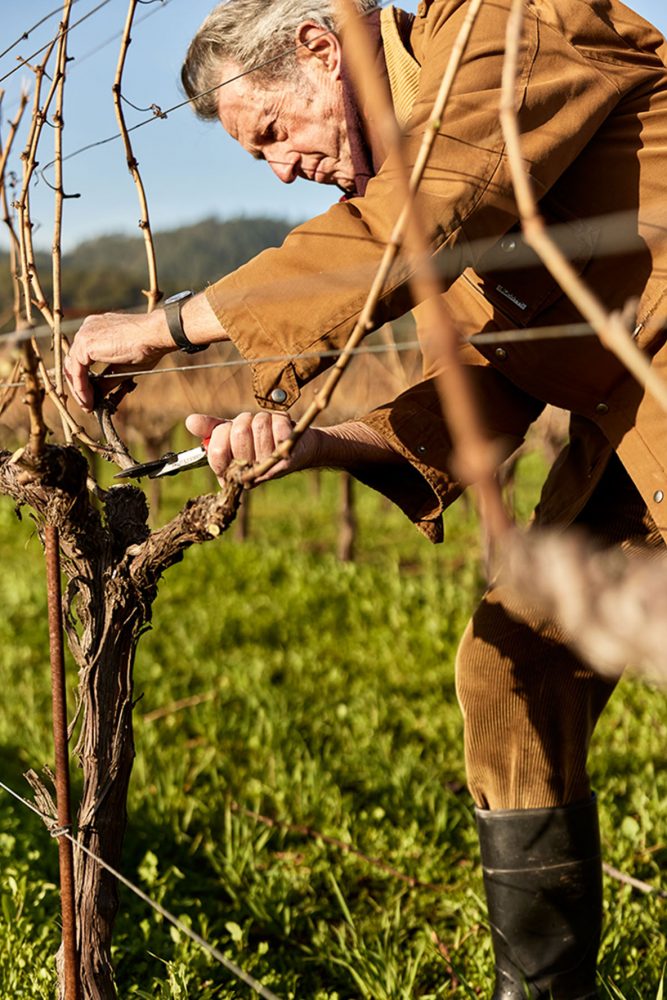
top-left (185, 411), bottom-right (322, 485)
top-left (65, 310), bottom-right (174, 411)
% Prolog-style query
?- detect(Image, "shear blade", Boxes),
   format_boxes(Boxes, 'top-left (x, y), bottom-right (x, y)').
top-left (114, 453), bottom-right (177, 480)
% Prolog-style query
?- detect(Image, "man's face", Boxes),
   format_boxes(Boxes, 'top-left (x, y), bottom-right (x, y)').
top-left (216, 26), bottom-right (355, 193)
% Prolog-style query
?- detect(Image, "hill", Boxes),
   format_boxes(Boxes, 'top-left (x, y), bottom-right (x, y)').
top-left (0, 215), bottom-right (294, 322)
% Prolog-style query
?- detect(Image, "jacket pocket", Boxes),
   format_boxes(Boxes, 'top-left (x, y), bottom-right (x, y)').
top-left (461, 206), bottom-right (597, 328)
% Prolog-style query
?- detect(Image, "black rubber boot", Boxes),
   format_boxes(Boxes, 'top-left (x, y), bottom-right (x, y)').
top-left (476, 797), bottom-right (602, 999)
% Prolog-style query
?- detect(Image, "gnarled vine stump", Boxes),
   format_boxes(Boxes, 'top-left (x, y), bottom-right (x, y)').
top-left (0, 444), bottom-right (241, 998)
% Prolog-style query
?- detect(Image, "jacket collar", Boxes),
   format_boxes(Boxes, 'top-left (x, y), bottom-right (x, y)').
top-left (340, 6), bottom-right (416, 197)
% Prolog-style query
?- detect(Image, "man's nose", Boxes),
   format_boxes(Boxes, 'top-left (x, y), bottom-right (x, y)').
top-left (267, 150), bottom-right (299, 184)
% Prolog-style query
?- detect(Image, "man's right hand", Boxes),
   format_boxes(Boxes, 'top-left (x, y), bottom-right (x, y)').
top-left (185, 411), bottom-right (405, 486)
top-left (185, 411), bottom-right (320, 484)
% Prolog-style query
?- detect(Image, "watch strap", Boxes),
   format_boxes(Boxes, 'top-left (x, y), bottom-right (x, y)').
top-left (164, 295), bottom-right (206, 354)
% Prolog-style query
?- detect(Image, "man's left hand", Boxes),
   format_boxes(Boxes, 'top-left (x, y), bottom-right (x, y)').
top-left (66, 292), bottom-right (229, 411)
top-left (65, 310), bottom-right (175, 411)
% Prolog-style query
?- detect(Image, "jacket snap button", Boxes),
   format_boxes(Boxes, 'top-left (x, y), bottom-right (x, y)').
top-left (654, 490), bottom-right (664, 503)
top-left (270, 388), bottom-right (288, 404)
top-left (500, 237), bottom-right (517, 253)
top-left (595, 402), bottom-right (609, 415)
top-left (495, 347), bottom-right (508, 360)
top-left (417, 445), bottom-right (427, 454)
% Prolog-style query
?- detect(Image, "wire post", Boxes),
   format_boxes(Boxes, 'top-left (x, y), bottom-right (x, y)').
top-left (45, 523), bottom-right (82, 1000)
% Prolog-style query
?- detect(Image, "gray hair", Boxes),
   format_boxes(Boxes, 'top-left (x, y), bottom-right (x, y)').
top-left (181, 0), bottom-right (379, 121)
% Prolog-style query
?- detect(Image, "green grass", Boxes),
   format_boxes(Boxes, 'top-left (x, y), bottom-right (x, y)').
top-left (0, 459), bottom-right (665, 998)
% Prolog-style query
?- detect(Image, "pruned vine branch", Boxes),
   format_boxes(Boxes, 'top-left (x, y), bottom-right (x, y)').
top-left (86, 0), bottom-right (166, 464)
top-left (51, 0), bottom-right (76, 410)
top-left (335, 0), bottom-right (510, 543)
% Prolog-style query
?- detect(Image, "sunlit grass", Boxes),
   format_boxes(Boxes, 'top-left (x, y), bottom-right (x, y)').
top-left (0, 464), bottom-right (664, 997)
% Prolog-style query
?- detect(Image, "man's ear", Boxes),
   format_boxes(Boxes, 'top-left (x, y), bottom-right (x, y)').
top-left (295, 21), bottom-right (343, 78)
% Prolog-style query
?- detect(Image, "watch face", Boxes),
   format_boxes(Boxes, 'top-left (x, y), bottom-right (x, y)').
top-left (165, 290), bottom-right (194, 305)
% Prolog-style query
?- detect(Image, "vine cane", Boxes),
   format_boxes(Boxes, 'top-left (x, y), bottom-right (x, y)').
top-left (45, 523), bottom-right (82, 1000)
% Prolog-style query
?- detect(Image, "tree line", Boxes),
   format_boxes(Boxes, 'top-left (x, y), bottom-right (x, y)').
top-left (0, 215), bottom-right (293, 326)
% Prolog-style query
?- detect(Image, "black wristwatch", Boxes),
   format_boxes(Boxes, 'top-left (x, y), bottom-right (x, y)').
top-left (164, 290), bottom-right (206, 354)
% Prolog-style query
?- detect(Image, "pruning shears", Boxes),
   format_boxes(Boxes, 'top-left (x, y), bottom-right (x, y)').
top-left (114, 437), bottom-right (211, 480)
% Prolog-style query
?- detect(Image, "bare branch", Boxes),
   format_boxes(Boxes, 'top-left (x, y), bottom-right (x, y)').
top-left (130, 479), bottom-right (242, 587)
top-left (0, 87), bottom-right (30, 332)
top-left (35, 351), bottom-right (108, 454)
top-left (0, 86), bottom-right (29, 188)
top-left (335, 0), bottom-right (511, 542)
top-left (112, 0), bottom-right (162, 313)
top-left (230, 800), bottom-right (449, 893)
top-left (603, 861), bottom-right (667, 899)
top-left (6, 24), bottom-right (129, 466)
top-left (141, 691), bottom-right (216, 724)
top-left (17, 37), bottom-right (61, 333)
top-left (0, 357), bottom-right (22, 418)
top-left (83, 0), bottom-right (166, 467)
top-left (51, 0), bottom-right (76, 411)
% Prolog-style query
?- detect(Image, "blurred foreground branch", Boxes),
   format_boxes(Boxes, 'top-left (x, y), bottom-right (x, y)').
top-left (333, 0), bottom-right (509, 547)
top-left (502, 527), bottom-right (667, 686)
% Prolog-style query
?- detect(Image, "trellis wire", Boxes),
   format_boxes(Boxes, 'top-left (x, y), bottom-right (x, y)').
top-left (0, 777), bottom-right (283, 1000)
top-left (0, 0), bottom-right (174, 120)
top-left (0, 0), bottom-right (83, 64)
top-left (0, 325), bottom-right (608, 392)
top-left (0, 0), bottom-right (114, 84)
top-left (74, 0), bottom-right (176, 69)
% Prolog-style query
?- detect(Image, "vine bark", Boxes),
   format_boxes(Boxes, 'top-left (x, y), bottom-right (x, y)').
top-left (0, 447), bottom-right (241, 998)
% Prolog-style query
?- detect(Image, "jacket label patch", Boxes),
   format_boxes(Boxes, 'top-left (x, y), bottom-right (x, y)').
top-left (496, 284), bottom-right (528, 310)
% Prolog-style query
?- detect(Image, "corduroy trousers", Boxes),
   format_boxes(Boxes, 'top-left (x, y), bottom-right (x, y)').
top-left (456, 455), bottom-right (664, 810)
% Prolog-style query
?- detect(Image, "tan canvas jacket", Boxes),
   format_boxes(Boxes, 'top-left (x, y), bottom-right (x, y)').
top-left (206, 0), bottom-right (667, 543)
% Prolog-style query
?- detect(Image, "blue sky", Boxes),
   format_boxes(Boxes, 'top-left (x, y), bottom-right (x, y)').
top-left (1, 0), bottom-right (665, 253)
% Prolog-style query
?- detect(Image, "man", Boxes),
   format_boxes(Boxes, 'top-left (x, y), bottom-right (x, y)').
top-left (66, 0), bottom-right (667, 995)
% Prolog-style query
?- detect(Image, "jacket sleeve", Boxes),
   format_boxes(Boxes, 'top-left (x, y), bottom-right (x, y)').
top-left (348, 347), bottom-right (545, 541)
top-left (205, 0), bottom-right (621, 409)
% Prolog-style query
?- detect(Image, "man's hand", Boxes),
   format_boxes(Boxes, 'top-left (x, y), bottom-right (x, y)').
top-left (66, 293), bottom-right (228, 411)
top-left (185, 411), bottom-right (405, 486)
top-left (65, 310), bottom-right (175, 411)
top-left (185, 411), bottom-right (320, 484)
